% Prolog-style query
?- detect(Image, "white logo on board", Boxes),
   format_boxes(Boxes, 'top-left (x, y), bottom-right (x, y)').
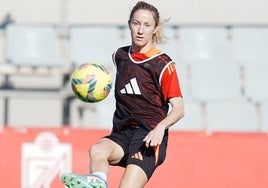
top-left (21, 132), bottom-right (72, 188)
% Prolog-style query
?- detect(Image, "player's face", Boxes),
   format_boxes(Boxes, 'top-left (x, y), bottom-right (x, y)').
top-left (129, 9), bottom-right (159, 53)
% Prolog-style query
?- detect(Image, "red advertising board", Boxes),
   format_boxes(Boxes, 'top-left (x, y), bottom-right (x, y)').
top-left (1, 127), bottom-right (268, 188)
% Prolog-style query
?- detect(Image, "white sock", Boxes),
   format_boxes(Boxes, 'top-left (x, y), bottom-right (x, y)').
top-left (91, 171), bottom-right (107, 182)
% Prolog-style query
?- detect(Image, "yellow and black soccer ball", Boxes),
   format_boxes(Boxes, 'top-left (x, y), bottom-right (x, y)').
top-left (71, 62), bottom-right (112, 103)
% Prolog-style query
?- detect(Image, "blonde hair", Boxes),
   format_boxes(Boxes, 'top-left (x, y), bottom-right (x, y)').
top-left (129, 1), bottom-right (168, 44)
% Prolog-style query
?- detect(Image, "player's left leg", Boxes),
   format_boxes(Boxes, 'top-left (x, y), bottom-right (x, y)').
top-left (118, 126), bottom-right (169, 188)
top-left (119, 164), bottom-right (148, 188)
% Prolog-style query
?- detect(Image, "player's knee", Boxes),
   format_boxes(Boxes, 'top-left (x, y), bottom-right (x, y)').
top-left (89, 143), bottom-right (109, 159)
top-left (89, 144), bottom-right (101, 158)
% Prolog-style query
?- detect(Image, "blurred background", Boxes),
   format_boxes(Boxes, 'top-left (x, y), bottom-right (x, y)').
top-left (0, 0), bottom-right (268, 187)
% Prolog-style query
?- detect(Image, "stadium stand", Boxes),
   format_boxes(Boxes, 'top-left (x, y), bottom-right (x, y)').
top-left (177, 26), bottom-right (231, 65)
top-left (231, 27), bottom-right (268, 104)
top-left (7, 96), bottom-right (64, 128)
top-left (68, 26), bottom-right (120, 127)
top-left (0, 29), bottom-right (6, 88)
top-left (0, 29), bottom-right (4, 60)
top-left (6, 24), bottom-right (63, 67)
top-left (206, 100), bottom-right (258, 132)
top-left (5, 24), bottom-right (66, 89)
top-left (1, 23), bottom-right (68, 127)
top-left (0, 98), bottom-right (4, 128)
top-left (191, 61), bottom-right (242, 101)
top-left (69, 27), bottom-right (119, 69)
top-left (231, 27), bottom-right (268, 64)
top-left (189, 60), bottom-right (259, 132)
top-left (170, 61), bottom-right (204, 131)
top-left (69, 26), bottom-right (121, 69)
top-left (171, 99), bottom-right (205, 131)
top-left (243, 62), bottom-right (268, 103)
top-left (1, 24), bottom-right (267, 132)
top-left (0, 0), bottom-right (267, 132)
top-left (260, 101), bottom-right (268, 132)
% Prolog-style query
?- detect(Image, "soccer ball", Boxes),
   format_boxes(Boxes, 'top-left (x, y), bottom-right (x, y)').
top-left (71, 62), bottom-right (112, 103)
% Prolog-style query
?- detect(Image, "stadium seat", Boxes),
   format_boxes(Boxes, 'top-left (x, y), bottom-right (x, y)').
top-left (206, 100), bottom-right (258, 132)
top-left (0, 28), bottom-right (17, 86)
top-left (0, 30), bottom-right (4, 64)
top-left (177, 26), bottom-right (231, 65)
top-left (0, 97), bottom-right (4, 128)
top-left (6, 24), bottom-right (64, 67)
top-left (189, 60), bottom-right (254, 133)
top-left (243, 62), bottom-right (268, 102)
top-left (191, 61), bottom-right (242, 102)
top-left (5, 24), bottom-right (65, 89)
top-left (260, 101), bottom-right (268, 132)
top-left (171, 100), bottom-right (205, 132)
top-left (69, 26), bottom-right (121, 71)
top-left (0, 30), bottom-right (7, 88)
top-left (0, 64), bottom-right (7, 88)
top-left (0, 75), bottom-right (4, 88)
top-left (231, 27), bottom-right (268, 64)
top-left (7, 97), bottom-right (63, 128)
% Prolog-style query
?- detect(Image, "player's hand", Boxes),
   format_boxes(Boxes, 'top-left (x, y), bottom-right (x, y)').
top-left (143, 124), bottom-right (166, 147)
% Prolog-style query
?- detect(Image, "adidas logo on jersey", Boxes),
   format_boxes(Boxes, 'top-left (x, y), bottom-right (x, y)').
top-left (120, 78), bottom-right (141, 95)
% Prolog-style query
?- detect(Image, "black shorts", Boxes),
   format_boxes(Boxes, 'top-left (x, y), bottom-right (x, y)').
top-left (104, 125), bottom-right (169, 180)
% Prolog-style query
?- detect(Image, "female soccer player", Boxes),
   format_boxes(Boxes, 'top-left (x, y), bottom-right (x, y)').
top-left (61, 1), bottom-right (184, 188)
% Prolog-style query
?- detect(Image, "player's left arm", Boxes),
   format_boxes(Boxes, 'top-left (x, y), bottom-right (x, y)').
top-left (143, 63), bottom-right (185, 147)
top-left (157, 62), bottom-right (185, 129)
top-left (143, 96), bottom-right (184, 147)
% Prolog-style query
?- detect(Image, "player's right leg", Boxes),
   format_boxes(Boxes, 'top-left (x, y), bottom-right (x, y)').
top-left (89, 137), bottom-right (125, 173)
top-left (61, 137), bottom-right (124, 188)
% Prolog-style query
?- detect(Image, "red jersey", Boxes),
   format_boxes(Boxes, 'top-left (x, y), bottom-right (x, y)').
top-left (112, 46), bottom-right (182, 130)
